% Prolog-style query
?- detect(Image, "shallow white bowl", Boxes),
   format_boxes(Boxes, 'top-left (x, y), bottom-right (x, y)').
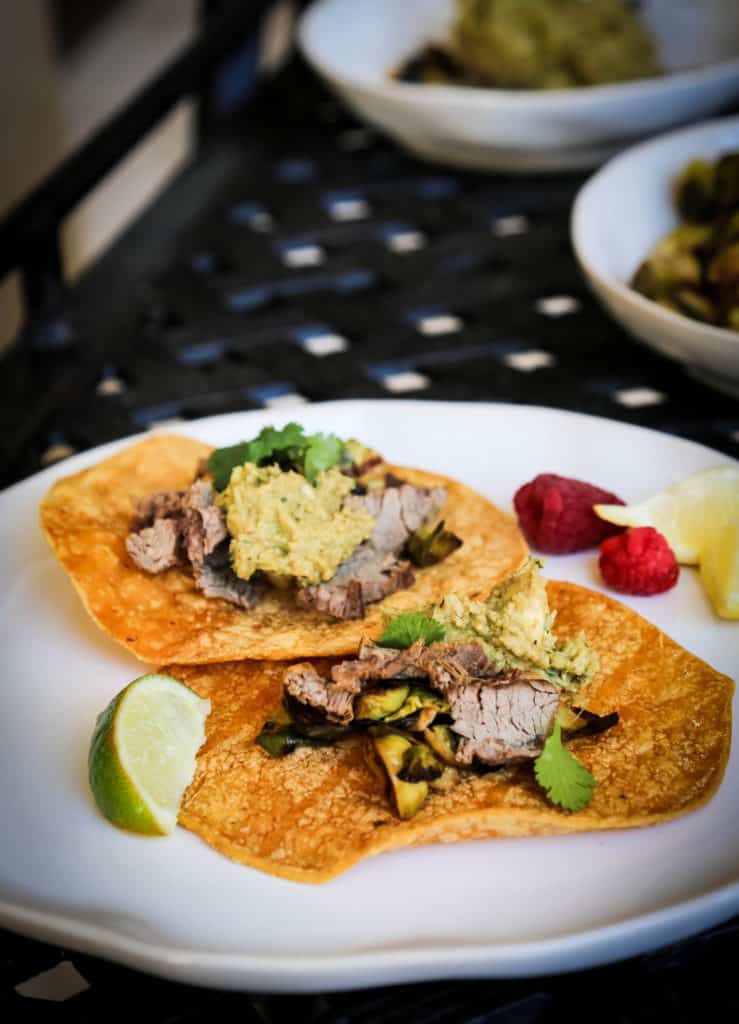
top-left (298, 0), bottom-right (739, 173)
top-left (572, 116), bottom-right (739, 394)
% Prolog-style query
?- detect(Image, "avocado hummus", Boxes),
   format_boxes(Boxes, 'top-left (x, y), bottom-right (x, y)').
top-left (432, 559), bottom-right (598, 689)
top-left (218, 463), bottom-right (374, 586)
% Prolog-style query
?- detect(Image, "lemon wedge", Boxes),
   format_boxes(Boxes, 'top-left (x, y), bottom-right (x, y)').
top-left (594, 465), bottom-right (739, 565)
top-left (700, 521), bottom-right (739, 620)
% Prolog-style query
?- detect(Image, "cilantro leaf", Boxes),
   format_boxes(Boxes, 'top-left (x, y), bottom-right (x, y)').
top-left (534, 722), bottom-right (595, 812)
top-left (208, 423), bottom-right (345, 489)
top-left (378, 612), bottom-right (446, 649)
top-left (248, 423), bottom-right (306, 466)
top-left (303, 433), bottom-right (344, 484)
top-left (208, 441), bottom-right (253, 491)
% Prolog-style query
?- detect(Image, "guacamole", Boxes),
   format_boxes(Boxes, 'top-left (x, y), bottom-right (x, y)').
top-left (452, 0), bottom-right (659, 90)
top-left (432, 558), bottom-right (598, 689)
top-left (219, 464), bottom-right (374, 586)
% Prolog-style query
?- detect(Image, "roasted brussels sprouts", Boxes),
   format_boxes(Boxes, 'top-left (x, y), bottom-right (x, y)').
top-left (632, 150), bottom-right (739, 331)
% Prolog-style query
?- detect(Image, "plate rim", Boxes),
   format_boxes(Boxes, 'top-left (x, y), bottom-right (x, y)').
top-left (1, 877), bottom-right (738, 991)
top-left (2, 399), bottom-right (737, 990)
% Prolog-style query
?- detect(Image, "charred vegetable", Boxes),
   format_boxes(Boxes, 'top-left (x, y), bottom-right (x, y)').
top-left (405, 520), bottom-right (463, 568)
top-left (386, 685), bottom-right (451, 730)
top-left (632, 150), bottom-right (739, 331)
top-left (355, 684), bottom-right (410, 722)
top-left (369, 729), bottom-right (429, 819)
top-left (556, 705), bottom-right (619, 740)
top-left (398, 742), bottom-right (445, 784)
top-left (256, 724), bottom-right (330, 757)
top-left (422, 724), bottom-right (459, 765)
top-left (283, 694), bottom-right (350, 742)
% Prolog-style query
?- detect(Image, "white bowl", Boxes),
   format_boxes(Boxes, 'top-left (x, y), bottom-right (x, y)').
top-left (572, 116), bottom-right (739, 395)
top-left (298, 0), bottom-right (739, 173)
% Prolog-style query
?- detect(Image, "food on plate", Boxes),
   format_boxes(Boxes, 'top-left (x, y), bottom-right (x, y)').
top-left (631, 152), bottom-right (739, 331)
top-left (40, 429), bottom-right (528, 663)
top-left (699, 520), bottom-right (739, 620)
top-left (513, 473), bottom-right (624, 553)
top-left (599, 526), bottom-right (679, 596)
top-left (171, 564), bottom-right (733, 882)
top-left (88, 673), bottom-right (210, 835)
top-left (395, 0), bottom-right (659, 90)
top-left (258, 559), bottom-right (604, 819)
top-left (595, 465), bottom-right (739, 617)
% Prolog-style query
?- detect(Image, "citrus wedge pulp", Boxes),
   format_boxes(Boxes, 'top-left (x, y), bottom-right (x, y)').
top-left (699, 520), bottom-right (739, 620)
top-left (594, 465), bottom-right (739, 565)
top-left (88, 673), bottom-right (211, 835)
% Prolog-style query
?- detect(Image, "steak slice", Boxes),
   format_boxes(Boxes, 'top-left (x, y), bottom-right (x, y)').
top-left (331, 639), bottom-right (428, 692)
top-left (125, 518), bottom-right (182, 573)
top-left (284, 663), bottom-right (357, 724)
top-left (127, 481), bottom-right (264, 610)
top-left (444, 672), bottom-right (559, 766)
top-left (295, 548), bottom-right (415, 620)
top-left (193, 541), bottom-right (267, 610)
top-left (295, 482), bottom-right (446, 620)
top-left (181, 481), bottom-right (228, 567)
top-left (283, 640), bottom-right (559, 765)
top-left (130, 490), bottom-right (186, 531)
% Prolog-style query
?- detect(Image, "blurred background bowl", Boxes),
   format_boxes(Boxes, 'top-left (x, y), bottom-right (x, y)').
top-left (298, 0), bottom-right (739, 173)
top-left (572, 115), bottom-right (739, 395)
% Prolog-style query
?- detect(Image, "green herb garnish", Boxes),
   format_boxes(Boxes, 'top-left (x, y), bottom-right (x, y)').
top-left (378, 612), bottom-right (446, 649)
top-left (208, 422), bottom-right (345, 489)
top-left (534, 722), bottom-right (595, 812)
top-left (303, 433), bottom-right (344, 483)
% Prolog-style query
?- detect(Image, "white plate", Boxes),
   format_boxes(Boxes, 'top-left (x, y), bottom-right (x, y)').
top-left (299, 0), bottom-right (739, 172)
top-left (572, 115), bottom-right (739, 396)
top-left (1, 401), bottom-right (737, 993)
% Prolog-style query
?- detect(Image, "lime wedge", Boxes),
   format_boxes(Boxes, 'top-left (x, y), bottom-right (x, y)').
top-left (700, 521), bottom-right (739, 620)
top-left (594, 466), bottom-right (739, 565)
top-left (88, 673), bottom-right (211, 835)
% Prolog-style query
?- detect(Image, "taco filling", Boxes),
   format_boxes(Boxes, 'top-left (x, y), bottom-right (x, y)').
top-left (257, 560), bottom-right (615, 818)
top-left (124, 423), bottom-right (461, 621)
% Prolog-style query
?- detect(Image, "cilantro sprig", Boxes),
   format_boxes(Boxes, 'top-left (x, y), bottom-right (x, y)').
top-left (378, 612), bottom-right (445, 649)
top-left (208, 423), bottom-right (344, 489)
top-left (534, 722), bottom-right (595, 812)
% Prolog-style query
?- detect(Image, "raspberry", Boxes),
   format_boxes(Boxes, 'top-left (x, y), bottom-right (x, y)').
top-left (599, 527), bottom-right (679, 595)
top-left (513, 474), bottom-right (625, 554)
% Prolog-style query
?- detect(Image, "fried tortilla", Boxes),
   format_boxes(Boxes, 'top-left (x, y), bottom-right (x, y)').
top-left (174, 581), bottom-right (734, 883)
top-left (40, 434), bottom-right (527, 663)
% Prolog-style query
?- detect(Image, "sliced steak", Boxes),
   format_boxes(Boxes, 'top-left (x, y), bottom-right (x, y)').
top-left (285, 663), bottom-right (356, 724)
top-left (347, 483), bottom-right (446, 554)
top-left (296, 482), bottom-right (446, 620)
top-left (296, 548), bottom-right (415, 620)
top-left (125, 518), bottom-right (183, 573)
top-left (446, 672), bottom-right (560, 766)
top-left (130, 489), bottom-right (186, 531)
top-left (331, 639), bottom-right (428, 691)
top-left (193, 541), bottom-right (267, 609)
top-left (283, 640), bottom-right (559, 765)
top-left (181, 482), bottom-right (228, 567)
top-left (127, 480), bottom-right (264, 610)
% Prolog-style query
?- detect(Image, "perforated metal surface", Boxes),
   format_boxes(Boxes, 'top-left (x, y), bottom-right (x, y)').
top-left (1, 58), bottom-right (737, 1021)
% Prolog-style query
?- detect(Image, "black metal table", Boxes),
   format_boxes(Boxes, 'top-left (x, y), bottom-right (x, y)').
top-left (1, 4), bottom-right (738, 1019)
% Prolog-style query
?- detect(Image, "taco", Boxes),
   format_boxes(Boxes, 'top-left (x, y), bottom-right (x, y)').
top-left (40, 425), bottom-right (527, 663)
top-left (174, 563), bottom-right (734, 883)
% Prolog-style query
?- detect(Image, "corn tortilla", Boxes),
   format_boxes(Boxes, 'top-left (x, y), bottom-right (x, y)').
top-left (40, 434), bottom-right (528, 663)
top-left (174, 581), bottom-right (734, 883)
